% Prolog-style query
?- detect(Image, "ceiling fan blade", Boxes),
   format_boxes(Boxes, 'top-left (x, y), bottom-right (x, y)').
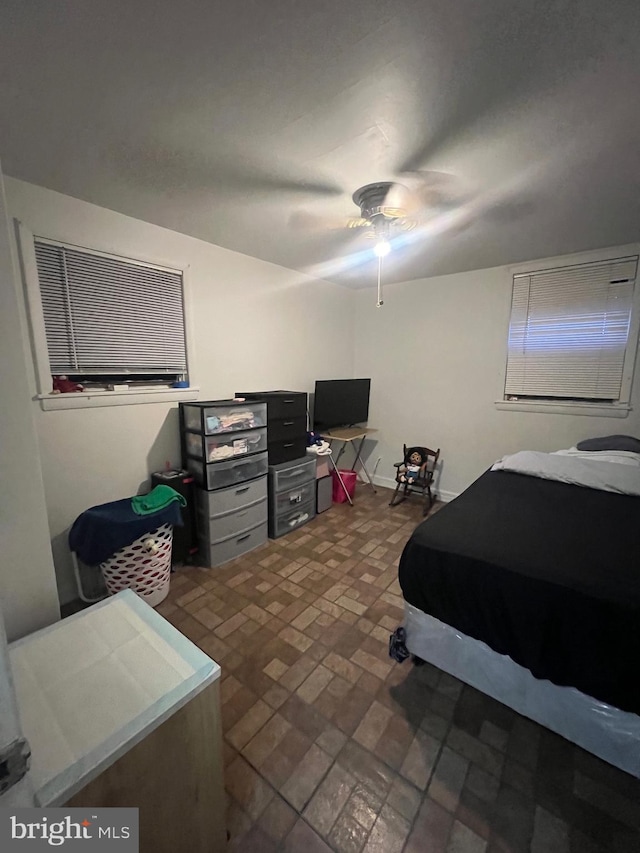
top-left (208, 162), bottom-right (343, 196)
top-left (394, 4), bottom-right (566, 176)
top-left (482, 197), bottom-right (537, 223)
top-left (112, 142), bottom-right (343, 197)
top-left (383, 181), bottom-right (421, 217)
top-left (288, 210), bottom-right (353, 233)
top-left (384, 171), bottom-right (470, 220)
top-left (405, 170), bottom-right (469, 208)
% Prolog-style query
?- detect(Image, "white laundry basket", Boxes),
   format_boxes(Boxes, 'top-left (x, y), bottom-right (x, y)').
top-left (99, 523), bottom-right (173, 607)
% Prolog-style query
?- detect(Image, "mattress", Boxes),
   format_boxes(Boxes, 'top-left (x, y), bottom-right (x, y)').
top-left (398, 469), bottom-right (640, 714)
top-left (404, 603), bottom-right (640, 778)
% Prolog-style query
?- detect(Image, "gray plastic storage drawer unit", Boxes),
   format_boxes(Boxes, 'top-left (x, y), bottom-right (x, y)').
top-left (180, 399), bottom-right (270, 567)
top-left (268, 456), bottom-right (316, 539)
top-left (194, 476), bottom-right (269, 567)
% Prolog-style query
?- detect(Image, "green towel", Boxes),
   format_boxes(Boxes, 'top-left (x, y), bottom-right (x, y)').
top-left (131, 485), bottom-right (186, 515)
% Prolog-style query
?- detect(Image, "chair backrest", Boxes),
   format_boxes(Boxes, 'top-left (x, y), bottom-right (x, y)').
top-left (403, 445), bottom-right (440, 473)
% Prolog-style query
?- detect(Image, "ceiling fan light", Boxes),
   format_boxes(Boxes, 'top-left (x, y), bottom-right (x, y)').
top-left (373, 239), bottom-right (391, 258)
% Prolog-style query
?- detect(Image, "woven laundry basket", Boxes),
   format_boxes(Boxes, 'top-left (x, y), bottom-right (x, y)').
top-left (99, 523), bottom-right (172, 607)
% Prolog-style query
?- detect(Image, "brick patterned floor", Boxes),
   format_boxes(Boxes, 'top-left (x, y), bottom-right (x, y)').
top-left (155, 486), bottom-right (640, 852)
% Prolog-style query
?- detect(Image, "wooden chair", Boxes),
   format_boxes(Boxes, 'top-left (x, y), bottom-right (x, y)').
top-left (389, 445), bottom-right (440, 515)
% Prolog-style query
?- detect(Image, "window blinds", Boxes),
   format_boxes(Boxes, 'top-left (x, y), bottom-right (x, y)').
top-left (35, 240), bottom-right (187, 375)
top-left (504, 256), bottom-right (637, 400)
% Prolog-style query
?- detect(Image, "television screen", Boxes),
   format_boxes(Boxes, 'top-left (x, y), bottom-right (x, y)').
top-left (313, 379), bottom-right (371, 431)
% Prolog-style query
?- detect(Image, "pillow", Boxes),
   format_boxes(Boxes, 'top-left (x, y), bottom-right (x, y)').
top-left (576, 434), bottom-right (640, 453)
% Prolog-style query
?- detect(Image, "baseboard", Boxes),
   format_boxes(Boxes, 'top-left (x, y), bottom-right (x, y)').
top-left (434, 488), bottom-right (458, 503)
top-left (372, 474), bottom-right (458, 503)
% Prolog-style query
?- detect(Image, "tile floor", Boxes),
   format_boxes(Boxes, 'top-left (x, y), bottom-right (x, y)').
top-left (154, 486), bottom-right (639, 851)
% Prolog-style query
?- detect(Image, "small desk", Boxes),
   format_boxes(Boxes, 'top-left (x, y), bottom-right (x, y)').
top-left (321, 427), bottom-right (378, 497)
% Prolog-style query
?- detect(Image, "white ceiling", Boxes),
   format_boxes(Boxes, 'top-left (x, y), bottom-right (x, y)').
top-left (1, 0), bottom-right (639, 287)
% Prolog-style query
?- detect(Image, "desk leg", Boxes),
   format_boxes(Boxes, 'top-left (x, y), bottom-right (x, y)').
top-left (333, 442), bottom-right (346, 468)
top-left (328, 453), bottom-right (353, 506)
top-left (353, 436), bottom-right (377, 494)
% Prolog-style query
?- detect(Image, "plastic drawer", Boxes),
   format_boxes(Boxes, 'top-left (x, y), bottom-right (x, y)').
top-left (196, 477), bottom-right (267, 518)
top-left (267, 436), bottom-right (308, 466)
top-left (185, 427), bottom-right (267, 462)
top-left (236, 391), bottom-right (307, 420)
top-left (187, 451), bottom-right (268, 490)
top-left (268, 416), bottom-right (307, 442)
top-left (198, 521), bottom-right (268, 568)
top-left (269, 457), bottom-right (316, 494)
top-left (182, 401), bottom-right (267, 435)
top-left (197, 497), bottom-right (267, 542)
top-left (271, 480), bottom-right (316, 515)
top-left (269, 500), bottom-right (315, 540)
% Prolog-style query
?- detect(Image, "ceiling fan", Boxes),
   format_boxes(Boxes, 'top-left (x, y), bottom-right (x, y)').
top-left (350, 181), bottom-right (414, 307)
top-left (292, 172), bottom-right (469, 306)
top-left (292, 171), bottom-right (467, 236)
top-left (348, 182), bottom-right (416, 254)
top-left (289, 169), bottom-right (534, 306)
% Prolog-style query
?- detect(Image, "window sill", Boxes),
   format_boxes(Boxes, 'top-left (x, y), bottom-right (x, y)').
top-left (494, 400), bottom-right (631, 418)
top-left (38, 387), bottom-right (200, 411)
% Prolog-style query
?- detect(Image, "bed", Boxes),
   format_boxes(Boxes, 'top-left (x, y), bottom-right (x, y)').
top-left (398, 446), bottom-right (640, 776)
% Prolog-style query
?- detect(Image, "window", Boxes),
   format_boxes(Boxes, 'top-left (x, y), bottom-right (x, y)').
top-left (501, 254), bottom-right (639, 415)
top-left (17, 224), bottom-right (197, 409)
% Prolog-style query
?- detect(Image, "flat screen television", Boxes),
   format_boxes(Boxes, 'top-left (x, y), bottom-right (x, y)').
top-left (313, 379), bottom-right (371, 431)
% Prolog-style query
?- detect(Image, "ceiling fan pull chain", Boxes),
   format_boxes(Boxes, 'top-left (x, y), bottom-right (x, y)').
top-left (377, 254), bottom-right (384, 308)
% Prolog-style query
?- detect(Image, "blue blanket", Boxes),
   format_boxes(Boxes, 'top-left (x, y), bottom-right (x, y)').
top-left (69, 498), bottom-right (183, 566)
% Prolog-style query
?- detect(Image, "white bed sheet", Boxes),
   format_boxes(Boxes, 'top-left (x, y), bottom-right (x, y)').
top-left (491, 448), bottom-right (640, 495)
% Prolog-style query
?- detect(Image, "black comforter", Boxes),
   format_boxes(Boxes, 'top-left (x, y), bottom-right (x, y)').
top-left (399, 469), bottom-right (640, 714)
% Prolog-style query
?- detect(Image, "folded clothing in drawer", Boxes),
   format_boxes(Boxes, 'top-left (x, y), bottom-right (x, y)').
top-left (182, 400), bottom-right (267, 435)
top-left (185, 427), bottom-right (267, 462)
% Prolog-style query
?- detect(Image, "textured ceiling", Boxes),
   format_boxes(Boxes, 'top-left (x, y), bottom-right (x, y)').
top-left (1, 0), bottom-right (639, 287)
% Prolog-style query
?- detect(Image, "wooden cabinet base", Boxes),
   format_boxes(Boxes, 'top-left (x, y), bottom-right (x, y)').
top-left (66, 682), bottom-right (226, 852)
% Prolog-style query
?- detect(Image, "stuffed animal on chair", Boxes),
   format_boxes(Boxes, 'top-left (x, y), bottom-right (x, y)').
top-left (399, 448), bottom-right (427, 483)
top-left (390, 444), bottom-right (440, 515)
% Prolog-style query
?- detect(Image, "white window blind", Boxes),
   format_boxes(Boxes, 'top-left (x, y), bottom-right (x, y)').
top-left (505, 256), bottom-right (638, 401)
top-left (34, 240), bottom-right (187, 375)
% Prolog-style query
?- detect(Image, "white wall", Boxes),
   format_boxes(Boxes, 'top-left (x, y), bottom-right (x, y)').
top-left (6, 177), bottom-right (355, 603)
top-left (354, 249), bottom-right (640, 499)
top-left (6, 174), bottom-right (638, 609)
top-left (0, 171), bottom-right (60, 638)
